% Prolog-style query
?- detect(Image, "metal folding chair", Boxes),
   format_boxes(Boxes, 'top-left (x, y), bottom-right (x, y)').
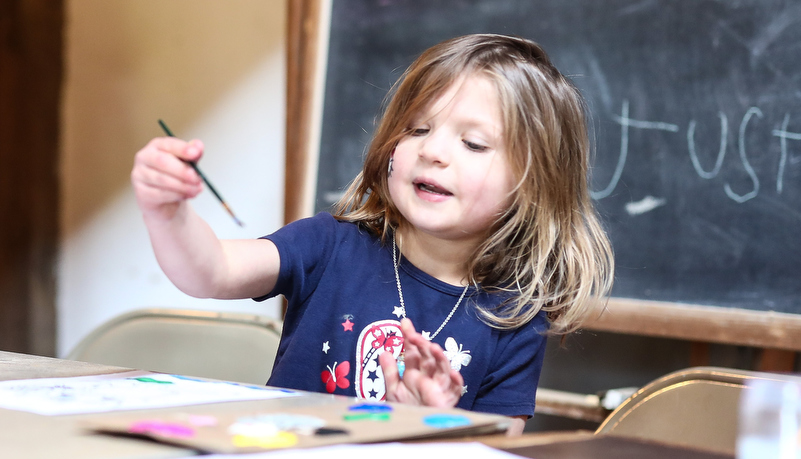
top-left (67, 308), bottom-right (282, 385)
top-left (596, 366), bottom-right (801, 454)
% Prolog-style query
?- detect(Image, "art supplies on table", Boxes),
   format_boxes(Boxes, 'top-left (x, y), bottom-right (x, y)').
top-left (0, 368), bottom-right (509, 454)
top-left (83, 398), bottom-right (510, 454)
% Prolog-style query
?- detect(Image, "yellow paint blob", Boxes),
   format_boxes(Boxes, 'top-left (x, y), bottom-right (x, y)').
top-left (232, 431), bottom-right (298, 449)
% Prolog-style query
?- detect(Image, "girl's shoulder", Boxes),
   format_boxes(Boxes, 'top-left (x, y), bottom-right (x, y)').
top-left (269, 212), bottom-right (382, 256)
top-left (295, 212), bottom-right (377, 234)
top-left (278, 211), bottom-right (368, 237)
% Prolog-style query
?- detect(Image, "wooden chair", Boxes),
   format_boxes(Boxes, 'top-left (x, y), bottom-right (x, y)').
top-left (596, 366), bottom-right (801, 454)
top-left (67, 308), bottom-right (282, 385)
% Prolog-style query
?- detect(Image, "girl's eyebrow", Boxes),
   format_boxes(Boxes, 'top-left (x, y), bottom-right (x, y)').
top-left (458, 117), bottom-right (503, 137)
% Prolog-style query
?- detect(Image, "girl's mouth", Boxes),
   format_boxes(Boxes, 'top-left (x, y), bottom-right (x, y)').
top-left (415, 180), bottom-right (452, 196)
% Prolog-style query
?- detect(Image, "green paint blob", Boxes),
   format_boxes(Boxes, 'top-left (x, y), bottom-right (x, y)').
top-left (132, 377), bottom-right (174, 384)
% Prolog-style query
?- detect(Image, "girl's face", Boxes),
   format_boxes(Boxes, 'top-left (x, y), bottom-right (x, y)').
top-left (388, 74), bottom-right (515, 243)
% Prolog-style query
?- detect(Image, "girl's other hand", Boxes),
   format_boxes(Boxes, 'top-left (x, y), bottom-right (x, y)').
top-left (131, 137), bottom-right (204, 221)
top-left (379, 318), bottom-right (463, 408)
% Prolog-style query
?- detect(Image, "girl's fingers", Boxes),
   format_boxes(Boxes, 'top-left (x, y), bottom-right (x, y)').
top-left (183, 139), bottom-right (204, 162)
top-left (399, 318), bottom-right (418, 337)
top-left (431, 343), bottom-right (454, 376)
top-left (401, 341), bottom-right (421, 369)
top-left (140, 137), bottom-right (204, 176)
top-left (131, 138), bottom-right (209, 221)
top-left (417, 342), bottom-right (438, 376)
top-left (378, 352), bottom-right (400, 398)
top-left (140, 146), bottom-right (201, 185)
top-left (400, 318), bottom-right (452, 379)
top-left (133, 139), bottom-right (205, 196)
top-left (132, 164), bottom-right (202, 210)
top-left (446, 375), bottom-right (461, 399)
top-left (386, 318), bottom-right (462, 408)
top-left (146, 136), bottom-right (204, 163)
top-left (137, 162), bottom-right (202, 196)
top-left (417, 370), bottom-right (462, 408)
top-left (399, 318), bottom-right (423, 367)
top-left (449, 370), bottom-right (464, 394)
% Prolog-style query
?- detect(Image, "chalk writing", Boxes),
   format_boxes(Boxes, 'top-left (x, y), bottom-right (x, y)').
top-left (773, 114), bottom-right (801, 194)
top-left (593, 101), bottom-right (800, 203)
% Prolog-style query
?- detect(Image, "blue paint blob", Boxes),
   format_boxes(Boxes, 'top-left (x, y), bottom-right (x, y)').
top-left (422, 414), bottom-right (472, 429)
top-left (348, 403), bottom-right (393, 412)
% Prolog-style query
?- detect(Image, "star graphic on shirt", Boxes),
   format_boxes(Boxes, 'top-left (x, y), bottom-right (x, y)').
top-left (392, 305), bottom-right (405, 318)
top-left (342, 319), bottom-right (354, 332)
top-left (421, 331), bottom-right (432, 340)
top-left (461, 385), bottom-right (468, 395)
top-left (369, 389), bottom-right (378, 399)
top-left (322, 341), bottom-right (330, 354)
top-left (367, 370), bottom-right (378, 382)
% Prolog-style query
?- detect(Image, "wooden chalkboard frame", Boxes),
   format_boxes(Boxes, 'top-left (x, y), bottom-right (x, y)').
top-left (284, 0), bottom-right (801, 352)
top-left (285, 0), bottom-right (330, 225)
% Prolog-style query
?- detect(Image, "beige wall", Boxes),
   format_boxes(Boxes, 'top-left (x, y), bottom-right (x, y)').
top-left (59, 0), bottom-right (287, 356)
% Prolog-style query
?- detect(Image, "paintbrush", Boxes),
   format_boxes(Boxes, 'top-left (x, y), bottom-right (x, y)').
top-left (158, 119), bottom-right (244, 227)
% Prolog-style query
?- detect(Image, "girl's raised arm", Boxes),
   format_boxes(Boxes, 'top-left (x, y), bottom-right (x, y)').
top-left (131, 137), bottom-right (280, 300)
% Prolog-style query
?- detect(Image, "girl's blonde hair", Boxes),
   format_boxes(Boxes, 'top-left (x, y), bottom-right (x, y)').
top-left (334, 34), bottom-right (614, 333)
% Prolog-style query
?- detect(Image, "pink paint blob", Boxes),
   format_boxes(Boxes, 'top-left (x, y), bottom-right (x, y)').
top-left (129, 420), bottom-right (195, 439)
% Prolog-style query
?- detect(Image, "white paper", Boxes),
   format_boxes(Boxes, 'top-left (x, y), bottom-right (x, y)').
top-left (203, 442), bottom-right (526, 459)
top-left (0, 371), bottom-right (299, 416)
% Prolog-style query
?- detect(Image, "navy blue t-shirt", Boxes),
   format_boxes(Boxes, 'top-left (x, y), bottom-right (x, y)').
top-left (258, 212), bottom-right (548, 417)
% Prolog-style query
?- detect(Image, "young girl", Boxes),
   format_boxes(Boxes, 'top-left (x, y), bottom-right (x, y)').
top-left (131, 34), bottom-right (614, 435)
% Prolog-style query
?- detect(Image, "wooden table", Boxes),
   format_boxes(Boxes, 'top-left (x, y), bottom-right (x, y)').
top-left (0, 351), bottom-right (512, 458)
top-left (0, 351), bottom-right (194, 458)
top-left (0, 351), bottom-right (735, 459)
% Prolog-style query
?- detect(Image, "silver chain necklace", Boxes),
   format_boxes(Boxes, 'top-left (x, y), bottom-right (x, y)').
top-left (392, 236), bottom-right (469, 341)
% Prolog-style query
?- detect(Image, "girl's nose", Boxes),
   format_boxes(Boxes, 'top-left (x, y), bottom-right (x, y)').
top-left (418, 129), bottom-right (451, 165)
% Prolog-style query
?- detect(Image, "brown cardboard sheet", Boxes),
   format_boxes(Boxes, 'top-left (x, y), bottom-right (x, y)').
top-left (84, 396), bottom-right (510, 454)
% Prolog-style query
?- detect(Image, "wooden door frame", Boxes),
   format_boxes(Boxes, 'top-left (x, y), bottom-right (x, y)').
top-left (0, 0), bottom-right (62, 356)
top-left (285, 0), bottom-right (325, 225)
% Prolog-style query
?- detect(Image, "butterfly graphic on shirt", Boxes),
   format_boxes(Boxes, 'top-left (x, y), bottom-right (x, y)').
top-left (361, 323), bottom-right (404, 368)
top-left (321, 361), bottom-right (351, 394)
top-left (443, 337), bottom-right (472, 371)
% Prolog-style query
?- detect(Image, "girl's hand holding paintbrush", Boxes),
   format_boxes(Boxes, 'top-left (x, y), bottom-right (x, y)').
top-left (131, 136), bottom-right (205, 222)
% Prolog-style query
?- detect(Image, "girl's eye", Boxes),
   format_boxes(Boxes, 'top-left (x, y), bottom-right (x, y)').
top-left (463, 139), bottom-right (488, 152)
top-left (410, 127), bottom-right (429, 136)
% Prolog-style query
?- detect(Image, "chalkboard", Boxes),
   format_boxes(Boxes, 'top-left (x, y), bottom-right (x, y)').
top-left (306, 0), bottom-right (801, 343)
